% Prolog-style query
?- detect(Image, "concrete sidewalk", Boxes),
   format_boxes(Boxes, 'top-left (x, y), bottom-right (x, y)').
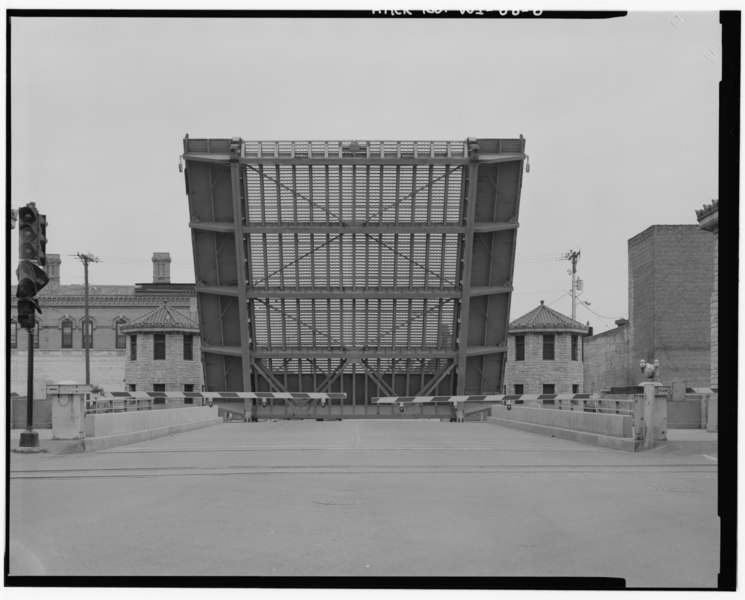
top-left (9, 428), bottom-right (85, 455)
top-left (662, 428), bottom-right (718, 455)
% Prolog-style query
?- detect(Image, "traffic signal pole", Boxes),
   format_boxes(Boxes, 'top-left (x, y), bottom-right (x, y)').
top-left (16, 203), bottom-right (48, 449)
top-left (19, 327), bottom-right (38, 448)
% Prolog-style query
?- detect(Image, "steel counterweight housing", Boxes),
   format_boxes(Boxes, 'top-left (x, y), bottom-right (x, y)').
top-left (182, 137), bottom-right (526, 402)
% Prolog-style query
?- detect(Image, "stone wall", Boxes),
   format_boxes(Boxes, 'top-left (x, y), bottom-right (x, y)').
top-left (504, 331), bottom-right (585, 395)
top-left (124, 332), bottom-right (204, 392)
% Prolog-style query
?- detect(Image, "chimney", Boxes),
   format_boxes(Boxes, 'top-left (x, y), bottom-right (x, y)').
top-left (152, 252), bottom-right (171, 283)
top-left (47, 254), bottom-right (61, 286)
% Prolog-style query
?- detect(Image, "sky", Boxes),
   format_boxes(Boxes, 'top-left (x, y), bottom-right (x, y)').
top-left (7, 9), bottom-right (721, 333)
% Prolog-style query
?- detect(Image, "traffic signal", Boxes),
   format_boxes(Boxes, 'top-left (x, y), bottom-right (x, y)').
top-left (16, 204), bottom-right (49, 299)
top-left (16, 260), bottom-right (49, 299)
top-left (17, 297), bottom-right (40, 329)
top-left (18, 204), bottom-right (47, 266)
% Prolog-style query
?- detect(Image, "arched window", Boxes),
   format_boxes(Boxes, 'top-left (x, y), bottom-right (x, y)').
top-left (61, 318), bottom-right (73, 348)
top-left (114, 318), bottom-right (128, 349)
top-left (10, 319), bottom-right (17, 349)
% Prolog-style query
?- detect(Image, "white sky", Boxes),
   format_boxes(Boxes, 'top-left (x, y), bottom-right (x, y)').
top-left (8, 9), bottom-right (721, 333)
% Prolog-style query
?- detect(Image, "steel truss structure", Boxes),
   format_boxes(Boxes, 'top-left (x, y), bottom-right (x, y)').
top-left (182, 137), bottom-right (526, 402)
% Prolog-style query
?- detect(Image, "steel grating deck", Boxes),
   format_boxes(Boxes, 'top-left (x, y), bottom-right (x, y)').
top-left (183, 137), bottom-right (526, 402)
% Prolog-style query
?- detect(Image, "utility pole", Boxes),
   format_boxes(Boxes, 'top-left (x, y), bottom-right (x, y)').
top-left (76, 252), bottom-right (99, 385)
top-left (563, 249), bottom-right (581, 320)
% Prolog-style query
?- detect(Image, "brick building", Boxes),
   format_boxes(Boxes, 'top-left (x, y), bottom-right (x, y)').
top-left (503, 301), bottom-right (590, 395)
top-left (583, 224), bottom-right (715, 390)
top-left (628, 224), bottom-right (715, 388)
top-left (582, 319), bottom-right (630, 392)
top-left (9, 252), bottom-right (197, 394)
top-left (122, 303), bottom-right (203, 393)
top-left (696, 200), bottom-right (719, 389)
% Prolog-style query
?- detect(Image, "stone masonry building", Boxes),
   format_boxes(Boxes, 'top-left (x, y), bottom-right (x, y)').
top-left (503, 301), bottom-right (590, 395)
top-left (121, 303), bottom-right (204, 393)
top-left (9, 252), bottom-right (197, 395)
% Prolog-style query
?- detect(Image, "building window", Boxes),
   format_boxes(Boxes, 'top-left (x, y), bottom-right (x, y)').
top-left (184, 334), bottom-right (194, 361)
top-left (130, 335), bottom-right (137, 360)
top-left (514, 384), bottom-right (524, 395)
top-left (543, 384), bottom-right (555, 394)
top-left (542, 334), bottom-right (555, 360)
top-left (61, 319), bottom-right (73, 348)
top-left (571, 334), bottom-right (579, 361)
top-left (184, 383), bottom-right (194, 392)
top-left (572, 384), bottom-right (580, 394)
top-left (115, 318), bottom-right (127, 349)
top-left (82, 318), bottom-right (93, 349)
top-left (154, 334), bottom-right (166, 360)
top-left (10, 320), bottom-right (17, 348)
top-left (515, 335), bottom-right (525, 361)
top-left (153, 383), bottom-right (166, 404)
top-left (128, 384), bottom-right (136, 392)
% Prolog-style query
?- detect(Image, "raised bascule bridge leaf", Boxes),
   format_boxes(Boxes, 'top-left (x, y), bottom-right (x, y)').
top-left (182, 137), bottom-right (526, 404)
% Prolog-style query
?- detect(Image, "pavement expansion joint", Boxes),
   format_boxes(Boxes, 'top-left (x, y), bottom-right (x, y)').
top-left (313, 497), bottom-right (364, 505)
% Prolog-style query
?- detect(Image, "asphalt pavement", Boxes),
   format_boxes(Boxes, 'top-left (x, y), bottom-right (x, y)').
top-left (8, 420), bottom-right (719, 587)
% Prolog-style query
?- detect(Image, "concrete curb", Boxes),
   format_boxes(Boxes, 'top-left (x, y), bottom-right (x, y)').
top-left (83, 418), bottom-right (223, 452)
top-left (486, 416), bottom-right (638, 452)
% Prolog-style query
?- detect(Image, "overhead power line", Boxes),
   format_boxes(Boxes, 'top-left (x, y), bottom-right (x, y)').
top-left (578, 298), bottom-right (627, 321)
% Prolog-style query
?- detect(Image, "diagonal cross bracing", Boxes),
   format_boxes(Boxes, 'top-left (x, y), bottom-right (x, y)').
top-left (184, 137), bottom-right (525, 400)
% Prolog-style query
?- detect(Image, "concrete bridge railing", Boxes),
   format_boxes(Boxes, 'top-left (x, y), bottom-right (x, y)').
top-left (84, 406), bottom-right (221, 451)
top-left (487, 404), bottom-right (638, 451)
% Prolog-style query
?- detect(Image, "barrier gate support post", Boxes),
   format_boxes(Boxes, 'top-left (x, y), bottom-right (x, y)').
top-left (641, 381), bottom-right (662, 449)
